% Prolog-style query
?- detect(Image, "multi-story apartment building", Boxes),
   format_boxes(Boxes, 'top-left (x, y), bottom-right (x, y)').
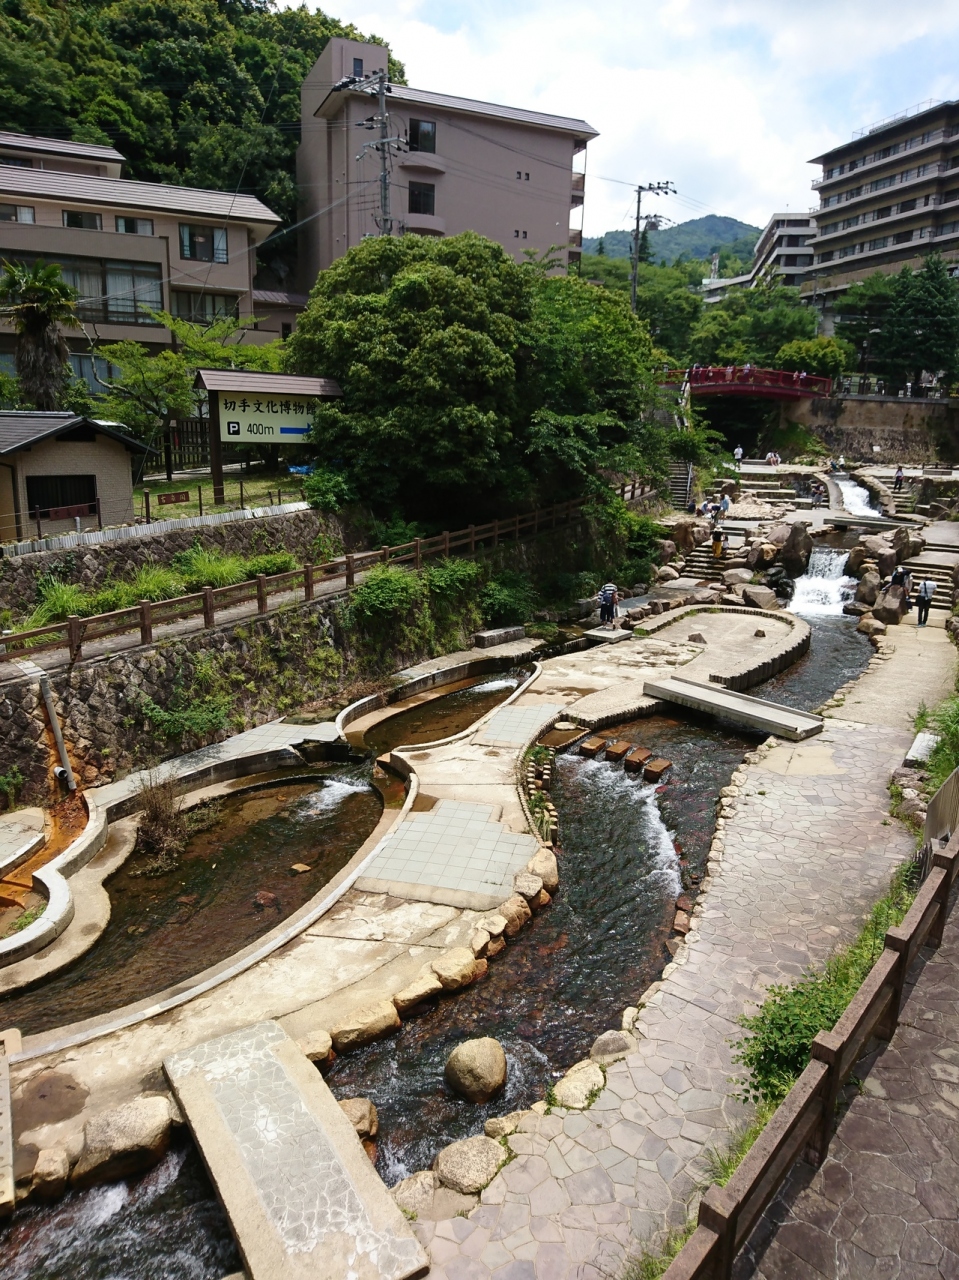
top-left (804, 99), bottom-right (959, 323)
top-left (297, 38), bottom-right (597, 287)
top-left (0, 130), bottom-right (282, 385)
top-left (701, 212), bottom-right (815, 303)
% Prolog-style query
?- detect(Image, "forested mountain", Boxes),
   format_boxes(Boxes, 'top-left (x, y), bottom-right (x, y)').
top-left (585, 216), bottom-right (761, 266)
top-left (0, 0), bottom-right (403, 230)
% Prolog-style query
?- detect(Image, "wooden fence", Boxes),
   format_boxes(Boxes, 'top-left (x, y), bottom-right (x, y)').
top-left (0, 482), bottom-right (649, 663)
top-left (662, 830), bottom-right (959, 1280)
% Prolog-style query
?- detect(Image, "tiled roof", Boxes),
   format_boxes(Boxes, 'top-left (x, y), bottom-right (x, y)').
top-left (0, 131), bottom-right (125, 164)
top-left (0, 167), bottom-right (279, 224)
top-left (0, 412), bottom-right (151, 454)
top-left (195, 370), bottom-right (341, 397)
top-left (327, 83), bottom-right (598, 138)
top-left (252, 290), bottom-right (309, 307)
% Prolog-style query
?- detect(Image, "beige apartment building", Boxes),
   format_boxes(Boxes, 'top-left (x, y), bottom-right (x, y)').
top-left (804, 99), bottom-right (959, 323)
top-left (0, 131), bottom-right (284, 387)
top-left (701, 212), bottom-right (815, 303)
top-left (297, 38), bottom-right (597, 287)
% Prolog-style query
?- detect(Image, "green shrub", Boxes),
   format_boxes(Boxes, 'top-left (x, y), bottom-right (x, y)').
top-left (0, 766), bottom-right (23, 809)
top-left (481, 571), bottom-right (538, 627)
top-left (171, 545), bottom-right (248, 591)
top-left (927, 694), bottom-right (959, 790)
top-left (734, 863), bottom-right (918, 1105)
top-left (140, 692), bottom-right (232, 740)
top-left (423, 559), bottom-right (483, 646)
top-left (243, 552), bottom-right (298, 578)
top-left (347, 564), bottom-right (432, 664)
top-left (303, 468), bottom-right (354, 512)
top-left (92, 565), bottom-right (186, 612)
top-left (24, 576), bottom-right (91, 626)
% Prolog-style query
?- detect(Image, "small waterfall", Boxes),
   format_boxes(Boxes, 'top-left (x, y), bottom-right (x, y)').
top-left (836, 476), bottom-right (876, 517)
top-left (790, 545), bottom-right (857, 615)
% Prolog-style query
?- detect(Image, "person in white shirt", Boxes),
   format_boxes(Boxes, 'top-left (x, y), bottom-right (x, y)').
top-left (733, 445), bottom-right (743, 469)
top-left (917, 578), bottom-right (936, 626)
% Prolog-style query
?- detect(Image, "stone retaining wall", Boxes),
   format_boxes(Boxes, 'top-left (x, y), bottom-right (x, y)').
top-left (0, 508), bottom-right (340, 617)
top-left (782, 395), bottom-right (958, 463)
top-left (640, 605), bottom-right (812, 691)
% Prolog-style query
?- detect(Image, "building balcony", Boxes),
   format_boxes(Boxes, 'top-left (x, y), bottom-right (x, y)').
top-left (568, 229), bottom-right (582, 248)
top-left (403, 212), bottom-right (446, 236)
top-left (397, 153), bottom-right (447, 174)
top-left (571, 171), bottom-right (585, 208)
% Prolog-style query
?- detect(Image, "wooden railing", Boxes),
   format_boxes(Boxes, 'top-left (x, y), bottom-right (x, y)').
top-left (0, 482), bottom-right (650, 663)
top-left (662, 831), bottom-right (959, 1280)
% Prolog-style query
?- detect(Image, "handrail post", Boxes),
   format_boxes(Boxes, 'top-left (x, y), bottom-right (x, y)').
top-left (443, 530), bottom-right (450, 556)
top-left (256, 574), bottom-right (268, 614)
top-left (469, 524), bottom-right (475, 553)
top-left (203, 586), bottom-right (215, 628)
top-left (143, 489), bottom-right (151, 524)
top-left (930, 848), bottom-right (959, 947)
top-left (95, 496), bottom-right (102, 530)
top-left (198, 485), bottom-right (203, 517)
top-left (381, 544), bottom-right (389, 564)
top-left (808, 1029), bottom-right (843, 1164)
top-left (879, 927), bottom-right (910, 1040)
top-left (34, 506), bottom-right (42, 539)
top-left (139, 599), bottom-right (153, 646)
top-left (619, 482), bottom-right (626, 499)
top-left (304, 563), bottom-right (314, 602)
top-left (414, 537), bottom-right (422, 569)
top-left (346, 553), bottom-right (355, 587)
top-left (239, 479), bottom-right (245, 509)
top-left (492, 519), bottom-right (499, 547)
top-left (66, 614), bottom-right (82, 661)
top-left (697, 1184), bottom-right (737, 1279)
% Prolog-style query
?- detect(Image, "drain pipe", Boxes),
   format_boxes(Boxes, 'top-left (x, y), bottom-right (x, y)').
top-left (38, 674), bottom-right (76, 792)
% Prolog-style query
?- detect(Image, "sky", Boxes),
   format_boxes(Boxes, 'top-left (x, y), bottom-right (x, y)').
top-left (284, 0), bottom-right (959, 238)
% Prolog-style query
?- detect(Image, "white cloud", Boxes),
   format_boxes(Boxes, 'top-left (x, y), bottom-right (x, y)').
top-left (285, 0), bottom-right (959, 237)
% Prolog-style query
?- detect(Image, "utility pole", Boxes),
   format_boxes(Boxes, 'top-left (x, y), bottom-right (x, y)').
top-left (332, 68), bottom-right (403, 237)
top-left (630, 181), bottom-right (675, 313)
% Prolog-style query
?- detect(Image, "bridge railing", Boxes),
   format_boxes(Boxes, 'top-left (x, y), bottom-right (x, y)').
top-left (665, 367), bottom-right (832, 397)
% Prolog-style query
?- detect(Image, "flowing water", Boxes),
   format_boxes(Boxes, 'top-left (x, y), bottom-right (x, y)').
top-left (836, 476), bottom-right (877, 517)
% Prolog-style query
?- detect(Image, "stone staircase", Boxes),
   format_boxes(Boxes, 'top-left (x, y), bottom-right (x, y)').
top-left (900, 558), bottom-right (955, 610)
top-left (668, 460), bottom-right (693, 508)
top-left (682, 539), bottom-right (749, 583)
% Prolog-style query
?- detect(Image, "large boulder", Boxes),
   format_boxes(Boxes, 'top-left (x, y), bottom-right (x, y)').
top-left (873, 584), bottom-right (908, 625)
top-left (444, 1037), bottom-right (508, 1103)
top-left (71, 1096), bottom-right (173, 1190)
top-left (33, 1148), bottom-right (69, 1199)
top-left (656, 565), bottom-right (679, 583)
top-left (338, 1097), bottom-right (378, 1139)
top-left (766, 523), bottom-right (792, 548)
top-left (552, 1059), bottom-right (605, 1109)
top-left (855, 571), bottom-right (881, 606)
top-left (393, 968), bottom-right (444, 1013)
top-left (434, 1135), bottom-right (507, 1194)
top-left (861, 535), bottom-right (897, 578)
top-left (722, 568), bottom-right (753, 586)
top-left (892, 526), bottom-right (924, 562)
top-left (392, 1170), bottom-right (437, 1217)
top-left (655, 539), bottom-right (677, 563)
top-left (430, 948), bottom-right (477, 991)
top-left (331, 1000), bottom-right (401, 1052)
top-left (499, 894), bottom-right (533, 937)
top-left (780, 524), bottom-right (814, 577)
top-left (857, 615), bottom-right (887, 637)
top-left (845, 545), bottom-right (869, 577)
top-left (526, 846), bottom-right (559, 893)
top-left (746, 542), bottom-right (778, 569)
top-left (742, 584), bottom-right (780, 611)
top-left (670, 518), bottom-right (711, 552)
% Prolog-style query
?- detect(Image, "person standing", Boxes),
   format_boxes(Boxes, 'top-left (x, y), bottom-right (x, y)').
top-left (733, 444), bottom-right (744, 469)
top-left (720, 492), bottom-right (731, 518)
top-left (894, 465), bottom-right (904, 492)
top-left (598, 582), bottom-right (618, 628)
top-left (916, 577), bottom-right (936, 626)
top-left (712, 526), bottom-right (724, 559)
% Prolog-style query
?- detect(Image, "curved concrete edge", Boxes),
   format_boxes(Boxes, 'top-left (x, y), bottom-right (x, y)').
top-left (334, 648), bottom-right (541, 740)
top-left (0, 823), bottom-right (45, 879)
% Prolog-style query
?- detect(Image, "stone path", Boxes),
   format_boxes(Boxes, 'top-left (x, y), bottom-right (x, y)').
top-left (414, 720), bottom-right (914, 1277)
top-left (738, 892), bottom-right (959, 1279)
top-left (165, 1021), bottom-right (427, 1280)
top-left (832, 615), bottom-right (955, 734)
top-left (0, 810), bottom-right (44, 875)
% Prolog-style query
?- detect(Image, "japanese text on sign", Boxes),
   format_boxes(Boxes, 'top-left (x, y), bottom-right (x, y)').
top-left (217, 391), bottom-right (313, 443)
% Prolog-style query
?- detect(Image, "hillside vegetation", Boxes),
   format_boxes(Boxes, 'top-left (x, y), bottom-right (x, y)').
top-left (584, 215), bottom-right (761, 266)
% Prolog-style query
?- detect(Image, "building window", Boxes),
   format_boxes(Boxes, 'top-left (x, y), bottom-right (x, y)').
top-left (522, 230), bottom-right (528, 239)
top-left (845, 186), bottom-right (862, 201)
top-left (408, 119), bottom-right (436, 153)
top-left (514, 230), bottom-right (519, 237)
top-left (353, 57), bottom-right (364, 77)
top-left (816, 251), bottom-right (834, 263)
top-left (281, 323), bottom-right (292, 340)
top-left (869, 175), bottom-right (895, 191)
top-left (873, 206), bottom-right (891, 220)
top-left (842, 216), bottom-right (860, 229)
top-left (63, 210), bottom-right (102, 230)
top-left (116, 216), bottom-right (154, 235)
top-left (37, 255), bottom-right (164, 324)
top-left (179, 224), bottom-right (228, 263)
top-left (171, 290), bottom-right (238, 322)
top-left (25, 474), bottom-right (97, 519)
top-left (68, 353), bottom-right (115, 393)
top-left (868, 237), bottom-right (888, 251)
top-left (899, 198), bottom-right (917, 213)
top-left (893, 229), bottom-right (914, 244)
top-left (0, 204), bottom-right (34, 223)
top-left (938, 221), bottom-right (959, 237)
top-left (944, 190), bottom-right (959, 204)
top-left (0, 156), bottom-right (31, 168)
top-left (408, 182), bottom-right (435, 216)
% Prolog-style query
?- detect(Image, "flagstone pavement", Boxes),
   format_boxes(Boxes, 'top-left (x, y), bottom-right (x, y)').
top-left (415, 719), bottom-right (914, 1278)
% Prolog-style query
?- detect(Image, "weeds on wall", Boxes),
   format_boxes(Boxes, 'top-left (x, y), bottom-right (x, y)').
top-left (0, 766), bottom-right (23, 811)
top-left (130, 775), bottom-right (189, 876)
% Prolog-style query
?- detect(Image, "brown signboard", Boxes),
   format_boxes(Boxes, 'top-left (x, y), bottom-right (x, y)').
top-left (157, 491), bottom-right (191, 506)
top-left (48, 502), bottom-right (96, 520)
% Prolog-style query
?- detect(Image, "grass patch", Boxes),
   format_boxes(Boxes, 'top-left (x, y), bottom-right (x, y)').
top-left (131, 775), bottom-right (189, 876)
top-left (733, 862), bottom-right (919, 1106)
top-left (3, 903), bottom-right (44, 937)
top-left (700, 1101), bottom-right (775, 1187)
top-left (622, 1222), bottom-right (697, 1280)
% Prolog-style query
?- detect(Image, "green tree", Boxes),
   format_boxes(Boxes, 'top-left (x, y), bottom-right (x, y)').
top-left (834, 270), bottom-right (896, 365)
top-left (0, 260), bottom-right (81, 409)
top-left (596, 237), bottom-right (605, 257)
top-left (576, 254), bottom-right (703, 361)
top-left (687, 279), bottom-right (817, 367)
top-left (287, 232), bottom-right (662, 522)
top-left (636, 226), bottom-right (652, 265)
top-left (875, 254), bottom-right (959, 387)
top-left (775, 336), bottom-right (854, 381)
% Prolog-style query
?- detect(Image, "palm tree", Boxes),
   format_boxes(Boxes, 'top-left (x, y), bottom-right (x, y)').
top-left (0, 260), bottom-right (81, 410)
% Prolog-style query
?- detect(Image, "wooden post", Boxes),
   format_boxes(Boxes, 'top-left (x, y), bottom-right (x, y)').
top-left (414, 537), bottom-right (422, 569)
top-left (930, 849), bottom-right (958, 947)
top-left (345, 554), bottom-right (355, 587)
top-left (139, 600), bottom-right (153, 646)
top-left (239, 479), bottom-right (245, 509)
top-left (304, 563), bottom-right (314, 602)
top-left (809, 1029), bottom-right (843, 1165)
top-left (256, 574), bottom-right (268, 614)
top-left (620, 482), bottom-right (626, 499)
top-left (492, 519), bottom-right (499, 547)
top-left (202, 586), bottom-right (215, 629)
top-left (443, 530), bottom-right (450, 556)
top-left (381, 545), bottom-right (389, 564)
top-left (277, 487), bottom-right (282, 506)
top-left (143, 489), bottom-right (151, 524)
top-left (697, 1184), bottom-right (737, 1280)
top-left (95, 496), bottom-right (103, 530)
top-left (469, 524), bottom-right (475, 553)
top-left (67, 614), bottom-right (82, 661)
top-left (208, 393), bottom-right (225, 506)
top-left (198, 486), bottom-right (203, 517)
top-left (33, 507), bottom-right (42, 539)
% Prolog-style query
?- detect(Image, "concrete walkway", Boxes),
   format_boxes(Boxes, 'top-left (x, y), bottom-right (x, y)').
top-left (832, 615), bottom-right (955, 734)
top-left (738, 893), bottom-right (959, 1279)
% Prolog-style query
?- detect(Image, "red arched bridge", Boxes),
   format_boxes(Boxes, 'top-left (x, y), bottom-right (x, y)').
top-left (664, 366), bottom-right (832, 399)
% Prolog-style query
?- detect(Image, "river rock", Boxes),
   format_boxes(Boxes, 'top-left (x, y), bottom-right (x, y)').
top-left (434, 1135), bottom-right (507, 1194)
top-left (392, 1170), bottom-right (438, 1217)
top-left (855, 570), bottom-right (881, 606)
top-left (687, 632), bottom-right (708, 644)
top-left (296, 1027), bottom-right (333, 1065)
top-left (485, 1110), bottom-right (531, 1138)
top-left (843, 601), bottom-right (872, 616)
top-left (486, 935), bottom-right (506, 958)
top-left (393, 967), bottom-right (444, 1013)
top-left (589, 1030), bottom-right (636, 1063)
top-left (331, 999), bottom-right (401, 1052)
top-left (71, 1096), bottom-right (173, 1190)
top-left (430, 948), bottom-right (477, 990)
top-left (857, 615), bottom-right (887, 637)
top-left (742, 584), bottom-right (780, 610)
top-left (469, 928), bottom-right (491, 957)
top-left (873, 584), bottom-right (908, 626)
top-left (781, 523), bottom-right (814, 577)
top-left (722, 568), bottom-right (753, 585)
top-left (669, 518), bottom-right (710, 552)
top-left (892, 525), bottom-right (924, 562)
top-left (656, 565), bottom-right (679, 583)
top-left (33, 1147), bottom-right (69, 1199)
top-left (482, 913), bottom-right (508, 937)
top-left (552, 1059), bottom-right (605, 1109)
top-left (766, 523), bottom-right (791, 548)
top-left (655, 538), bottom-right (677, 562)
top-left (338, 1097), bottom-right (378, 1138)
top-left (513, 871), bottom-right (544, 902)
top-left (445, 1037), bottom-right (508, 1102)
top-left (500, 893), bottom-right (533, 936)
top-left (526, 846), bottom-right (559, 893)
top-left (845, 546), bottom-right (868, 577)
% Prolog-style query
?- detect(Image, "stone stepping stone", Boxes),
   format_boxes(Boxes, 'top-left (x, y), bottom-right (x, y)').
top-left (603, 740), bottom-right (631, 763)
top-left (578, 737), bottom-right (607, 758)
top-left (643, 758), bottom-right (672, 782)
top-left (624, 747), bottom-right (652, 772)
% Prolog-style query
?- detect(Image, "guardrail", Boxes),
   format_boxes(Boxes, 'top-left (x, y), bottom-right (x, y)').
top-left (662, 830), bottom-right (959, 1280)
top-left (0, 482), bottom-right (650, 663)
top-left (664, 367), bottom-right (833, 398)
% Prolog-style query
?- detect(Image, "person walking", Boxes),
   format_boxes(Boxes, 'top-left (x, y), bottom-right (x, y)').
top-left (733, 444), bottom-right (744, 469)
top-left (712, 526), bottom-right (724, 559)
top-left (916, 577), bottom-right (936, 626)
top-left (894, 465), bottom-right (904, 492)
top-left (598, 582), bottom-right (618, 628)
